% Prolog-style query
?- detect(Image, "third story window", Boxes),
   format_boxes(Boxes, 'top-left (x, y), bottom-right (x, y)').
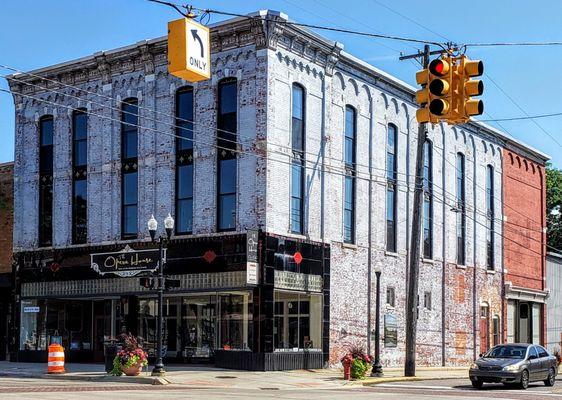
top-left (291, 84), bottom-right (305, 234)
top-left (217, 79), bottom-right (238, 231)
top-left (39, 115), bottom-right (53, 247)
top-left (176, 87), bottom-right (194, 234)
top-left (423, 140), bottom-right (433, 259)
top-left (456, 152), bottom-right (466, 265)
top-left (343, 106), bottom-right (356, 243)
top-left (72, 110), bottom-right (87, 244)
top-left (386, 124), bottom-right (397, 252)
top-left (121, 99), bottom-right (138, 239)
top-left (486, 165), bottom-right (495, 270)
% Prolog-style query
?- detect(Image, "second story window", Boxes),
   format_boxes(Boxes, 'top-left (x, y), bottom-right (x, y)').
top-left (39, 115), bottom-right (54, 247)
top-left (72, 109), bottom-right (87, 244)
top-left (423, 140), bottom-right (433, 259)
top-left (121, 98), bottom-right (138, 239)
top-left (343, 106), bottom-right (356, 243)
top-left (456, 152), bottom-right (466, 265)
top-left (486, 165), bottom-right (495, 270)
top-left (217, 78), bottom-right (237, 231)
top-left (291, 84), bottom-right (305, 234)
top-left (175, 87), bottom-right (194, 235)
top-left (386, 124), bottom-right (397, 252)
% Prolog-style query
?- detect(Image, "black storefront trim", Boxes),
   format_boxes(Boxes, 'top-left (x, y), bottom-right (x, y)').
top-left (215, 350), bottom-right (324, 371)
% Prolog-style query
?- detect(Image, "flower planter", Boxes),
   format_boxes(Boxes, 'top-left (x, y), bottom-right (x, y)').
top-left (122, 363), bottom-right (143, 376)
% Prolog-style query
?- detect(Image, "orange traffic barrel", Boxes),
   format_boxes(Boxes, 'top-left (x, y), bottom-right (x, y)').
top-left (47, 343), bottom-right (65, 374)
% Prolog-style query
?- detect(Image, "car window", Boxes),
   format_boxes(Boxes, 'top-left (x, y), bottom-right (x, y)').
top-left (528, 346), bottom-right (539, 359)
top-left (484, 345), bottom-right (527, 359)
top-left (537, 346), bottom-right (549, 358)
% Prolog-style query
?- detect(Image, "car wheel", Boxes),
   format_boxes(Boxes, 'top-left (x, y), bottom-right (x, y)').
top-left (545, 367), bottom-right (556, 387)
top-left (471, 379), bottom-right (483, 389)
top-left (520, 369), bottom-right (529, 389)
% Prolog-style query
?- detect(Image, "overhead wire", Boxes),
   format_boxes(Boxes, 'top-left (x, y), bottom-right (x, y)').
top-left (3, 60), bottom-right (554, 243)
top-left (2, 85), bottom-right (558, 256)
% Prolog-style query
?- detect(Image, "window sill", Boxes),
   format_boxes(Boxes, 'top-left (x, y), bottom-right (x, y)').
top-left (385, 251), bottom-right (400, 258)
top-left (342, 242), bottom-right (358, 250)
top-left (455, 264), bottom-right (467, 270)
top-left (286, 232), bottom-right (308, 241)
top-left (422, 258), bottom-right (434, 265)
top-left (486, 269), bottom-right (496, 275)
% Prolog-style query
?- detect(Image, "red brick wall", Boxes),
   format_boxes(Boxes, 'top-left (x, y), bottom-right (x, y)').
top-left (503, 150), bottom-right (546, 292)
top-left (0, 162), bottom-right (13, 274)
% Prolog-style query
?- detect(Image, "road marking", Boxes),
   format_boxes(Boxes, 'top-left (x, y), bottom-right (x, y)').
top-left (378, 384), bottom-right (454, 390)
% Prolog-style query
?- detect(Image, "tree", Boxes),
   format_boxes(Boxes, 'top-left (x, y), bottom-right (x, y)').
top-left (547, 162), bottom-right (562, 253)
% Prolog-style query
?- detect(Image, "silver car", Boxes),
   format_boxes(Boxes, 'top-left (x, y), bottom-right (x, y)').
top-left (469, 343), bottom-right (558, 389)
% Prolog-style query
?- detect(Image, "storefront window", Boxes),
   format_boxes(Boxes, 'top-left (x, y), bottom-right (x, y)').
top-left (20, 299), bottom-right (92, 351)
top-left (139, 292), bottom-right (252, 360)
top-left (20, 299), bottom-right (46, 350)
top-left (273, 291), bottom-right (322, 351)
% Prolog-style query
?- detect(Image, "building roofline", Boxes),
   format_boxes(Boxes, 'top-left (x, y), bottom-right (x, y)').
top-left (8, 10), bottom-right (549, 162)
top-left (0, 161), bottom-right (14, 168)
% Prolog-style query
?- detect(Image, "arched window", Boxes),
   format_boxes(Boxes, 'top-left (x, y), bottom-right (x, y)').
top-left (486, 165), bottom-right (494, 270)
top-left (423, 140), bottom-right (433, 259)
top-left (343, 105), bottom-right (356, 243)
top-left (175, 86), bottom-right (194, 234)
top-left (291, 83), bottom-right (305, 234)
top-left (39, 115), bottom-right (54, 246)
top-left (121, 98), bottom-right (138, 239)
top-left (72, 109), bottom-right (87, 244)
top-left (456, 152), bottom-right (466, 265)
top-left (386, 124), bottom-right (397, 252)
top-left (217, 78), bottom-right (237, 231)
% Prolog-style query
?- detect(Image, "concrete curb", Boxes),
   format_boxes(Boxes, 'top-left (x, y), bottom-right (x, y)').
top-left (0, 371), bottom-right (170, 385)
top-left (360, 374), bottom-right (468, 386)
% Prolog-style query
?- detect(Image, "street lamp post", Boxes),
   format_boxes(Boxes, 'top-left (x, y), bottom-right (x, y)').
top-left (371, 264), bottom-right (383, 377)
top-left (147, 213), bottom-right (174, 377)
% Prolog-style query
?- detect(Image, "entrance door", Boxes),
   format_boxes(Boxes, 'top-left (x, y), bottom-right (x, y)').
top-left (93, 300), bottom-right (112, 362)
top-left (519, 303), bottom-right (530, 343)
top-left (480, 305), bottom-right (489, 354)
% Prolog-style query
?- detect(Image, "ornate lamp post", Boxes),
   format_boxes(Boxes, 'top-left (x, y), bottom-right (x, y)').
top-left (147, 213), bottom-right (174, 377)
top-left (371, 264), bottom-right (383, 377)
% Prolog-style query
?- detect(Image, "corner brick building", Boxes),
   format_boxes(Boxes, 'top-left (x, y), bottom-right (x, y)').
top-left (0, 161), bottom-right (14, 360)
top-left (7, 10), bottom-right (548, 368)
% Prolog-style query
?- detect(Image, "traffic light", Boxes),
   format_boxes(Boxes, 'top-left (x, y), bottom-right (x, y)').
top-left (164, 278), bottom-right (181, 291)
top-left (139, 277), bottom-right (154, 289)
top-left (459, 56), bottom-right (484, 118)
top-left (415, 56), bottom-right (453, 123)
top-left (427, 57), bottom-right (452, 117)
top-left (415, 67), bottom-right (431, 123)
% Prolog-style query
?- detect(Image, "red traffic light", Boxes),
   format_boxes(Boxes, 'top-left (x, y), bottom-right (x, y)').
top-left (429, 58), bottom-right (450, 76)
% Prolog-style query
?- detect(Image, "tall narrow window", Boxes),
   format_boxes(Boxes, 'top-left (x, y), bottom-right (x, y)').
top-left (217, 78), bottom-right (237, 231)
top-left (121, 98), bottom-right (138, 239)
top-left (486, 165), bottom-right (495, 270)
top-left (343, 106), bottom-right (356, 243)
top-left (291, 84), bottom-right (305, 234)
top-left (423, 140), bottom-right (433, 259)
top-left (456, 152), bottom-right (466, 265)
top-left (39, 115), bottom-right (54, 246)
top-left (386, 124), bottom-right (397, 252)
top-left (72, 110), bottom-right (87, 244)
top-left (175, 87), bottom-right (194, 234)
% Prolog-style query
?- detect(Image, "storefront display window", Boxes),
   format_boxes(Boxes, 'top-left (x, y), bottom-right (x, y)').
top-left (273, 291), bottom-right (322, 351)
top-left (20, 299), bottom-right (92, 351)
top-left (138, 291), bottom-right (252, 360)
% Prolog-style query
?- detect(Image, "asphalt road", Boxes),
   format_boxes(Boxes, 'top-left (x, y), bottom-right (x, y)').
top-left (1, 377), bottom-right (562, 399)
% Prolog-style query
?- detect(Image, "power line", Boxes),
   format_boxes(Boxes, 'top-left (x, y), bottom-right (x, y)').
top-left (3, 87), bottom-right (558, 256)
top-left (465, 41), bottom-right (562, 48)
top-left (4, 68), bottom-right (551, 240)
top-left (179, 3), bottom-right (445, 46)
top-left (480, 111), bottom-right (562, 122)
top-left (484, 72), bottom-right (562, 150)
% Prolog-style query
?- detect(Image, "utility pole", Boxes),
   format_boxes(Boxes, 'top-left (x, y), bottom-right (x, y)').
top-left (401, 44), bottom-right (430, 377)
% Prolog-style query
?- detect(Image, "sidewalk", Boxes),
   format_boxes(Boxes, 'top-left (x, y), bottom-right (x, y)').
top-left (0, 361), bottom-right (469, 389)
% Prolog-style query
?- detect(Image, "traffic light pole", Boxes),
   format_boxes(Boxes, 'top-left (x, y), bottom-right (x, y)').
top-left (402, 44), bottom-right (430, 377)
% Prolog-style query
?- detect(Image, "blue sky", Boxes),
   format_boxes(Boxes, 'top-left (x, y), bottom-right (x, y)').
top-left (1, 0), bottom-right (561, 166)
